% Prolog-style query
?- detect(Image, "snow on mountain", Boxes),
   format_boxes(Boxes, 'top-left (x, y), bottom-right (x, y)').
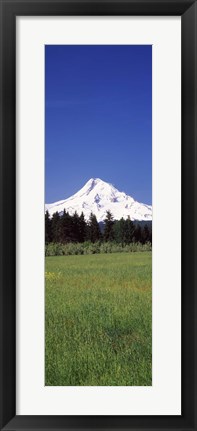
top-left (45, 178), bottom-right (152, 222)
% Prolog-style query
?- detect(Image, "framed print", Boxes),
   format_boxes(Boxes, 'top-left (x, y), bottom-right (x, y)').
top-left (17, 16), bottom-right (181, 416)
top-left (0, 1), bottom-right (197, 430)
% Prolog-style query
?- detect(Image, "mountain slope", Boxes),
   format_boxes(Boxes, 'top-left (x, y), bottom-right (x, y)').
top-left (46, 178), bottom-right (152, 222)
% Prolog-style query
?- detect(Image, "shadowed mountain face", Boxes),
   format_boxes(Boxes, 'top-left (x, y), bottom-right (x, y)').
top-left (46, 178), bottom-right (152, 222)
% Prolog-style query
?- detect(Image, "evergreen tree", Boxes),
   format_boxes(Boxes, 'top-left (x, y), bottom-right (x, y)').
top-left (149, 225), bottom-right (152, 244)
top-left (142, 224), bottom-right (151, 244)
top-left (87, 212), bottom-right (101, 243)
top-left (51, 212), bottom-right (61, 242)
top-left (124, 218), bottom-right (135, 244)
top-left (60, 209), bottom-right (72, 243)
top-left (113, 218), bottom-right (135, 244)
top-left (113, 218), bottom-right (125, 244)
top-left (104, 210), bottom-right (114, 241)
top-left (133, 223), bottom-right (142, 243)
top-left (72, 211), bottom-right (81, 242)
top-left (78, 212), bottom-right (86, 243)
top-left (45, 210), bottom-right (52, 243)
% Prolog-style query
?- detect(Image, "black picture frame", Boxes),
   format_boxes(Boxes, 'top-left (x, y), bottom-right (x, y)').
top-left (0, 0), bottom-right (197, 430)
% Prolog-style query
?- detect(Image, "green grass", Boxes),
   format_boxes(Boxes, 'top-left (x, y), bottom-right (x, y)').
top-left (45, 252), bottom-right (152, 386)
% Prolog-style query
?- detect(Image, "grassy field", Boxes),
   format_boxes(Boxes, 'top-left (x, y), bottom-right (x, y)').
top-left (45, 252), bottom-right (152, 386)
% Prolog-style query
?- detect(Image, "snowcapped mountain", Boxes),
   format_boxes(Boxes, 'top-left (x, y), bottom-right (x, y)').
top-left (45, 178), bottom-right (152, 222)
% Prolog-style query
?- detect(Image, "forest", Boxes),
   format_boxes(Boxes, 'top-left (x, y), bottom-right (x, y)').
top-left (45, 209), bottom-right (152, 245)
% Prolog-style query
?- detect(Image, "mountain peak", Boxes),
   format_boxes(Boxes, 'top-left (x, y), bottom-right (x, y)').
top-left (85, 177), bottom-right (111, 187)
top-left (46, 178), bottom-right (152, 222)
top-left (87, 177), bottom-right (102, 182)
top-left (85, 178), bottom-right (103, 188)
top-left (75, 178), bottom-right (117, 198)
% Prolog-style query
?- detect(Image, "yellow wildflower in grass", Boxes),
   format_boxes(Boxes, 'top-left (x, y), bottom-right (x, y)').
top-left (45, 271), bottom-right (62, 282)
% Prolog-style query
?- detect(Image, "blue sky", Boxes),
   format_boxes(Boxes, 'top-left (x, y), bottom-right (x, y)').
top-left (45, 45), bottom-right (152, 204)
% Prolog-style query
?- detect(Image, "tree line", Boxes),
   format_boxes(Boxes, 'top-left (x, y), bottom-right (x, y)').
top-left (45, 209), bottom-right (152, 245)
